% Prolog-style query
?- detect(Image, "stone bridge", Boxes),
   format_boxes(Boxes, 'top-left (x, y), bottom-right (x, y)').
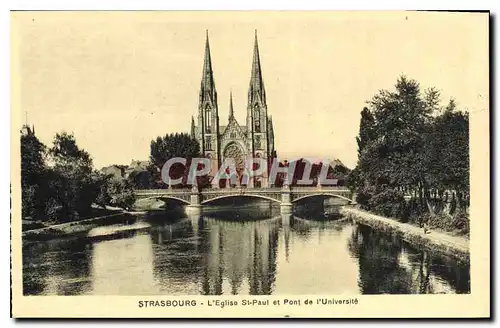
top-left (135, 186), bottom-right (355, 214)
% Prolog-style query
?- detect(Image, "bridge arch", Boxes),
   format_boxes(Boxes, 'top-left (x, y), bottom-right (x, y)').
top-left (292, 193), bottom-right (353, 204)
top-left (138, 195), bottom-right (191, 205)
top-left (201, 194), bottom-right (282, 205)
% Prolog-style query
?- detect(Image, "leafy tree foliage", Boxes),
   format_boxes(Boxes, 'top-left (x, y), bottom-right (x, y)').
top-left (350, 76), bottom-right (470, 234)
top-left (21, 131), bottom-right (136, 223)
top-left (127, 170), bottom-right (153, 190)
top-left (149, 132), bottom-right (201, 188)
top-left (423, 102), bottom-right (469, 209)
top-left (97, 175), bottom-right (136, 210)
top-left (356, 107), bottom-right (376, 157)
top-left (150, 133), bottom-right (200, 168)
top-left (21, 130), bottom-right (46, 219)
top-left (48, 133), bottom-right (97, 219)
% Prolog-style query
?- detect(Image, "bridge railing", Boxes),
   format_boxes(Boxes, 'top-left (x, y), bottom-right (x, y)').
top-left (135, 186), bottom-right (351, 195)
top-left (290, 186), bottom-right (349, 192)
top-left (135, 189), bottom-right (191, 195)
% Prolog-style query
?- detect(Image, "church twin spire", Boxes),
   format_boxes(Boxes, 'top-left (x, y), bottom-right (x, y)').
top-left (248, 30), bottom-right (266, 106)
top-left (200, 30), bottom-right (266, 119)
top-left (228, 90), bottom-right (235, 120)
top-left (193, 30), bottom-right (276, 174)
top-left (200, 30), bottom-right (217, 105)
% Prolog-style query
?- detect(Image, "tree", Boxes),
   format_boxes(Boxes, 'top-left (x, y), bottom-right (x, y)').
top-left (95, 174), bottom-right (112, 207)
top-left (48, 132), bottom-right (100, 220)
top-left (127, 170), bottom-right (153, 190)
top-left (357, 76), bottom-right (436, 208)
top-left (331, 163), bottom-right (350, 186)
top-left (356, 107), bottom-right (375, 157)
top-left (21, 130), bottom-right (138, 222)
top-left (21, 129), bottom-right (47, 219)
top-left (149, 133), bottom-right (201, 187)
top-left (97, 175), bottom-right (136, 210)
top-left (352, 75), bottom-right (469, 232)
top-left (367, 76), bottom-right (433, 188)
top-left (423, 100), bottom-right (469, 210)
top-left (150, 132), bottom-right (200, 168)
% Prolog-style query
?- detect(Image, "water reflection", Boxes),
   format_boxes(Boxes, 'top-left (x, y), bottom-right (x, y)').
top-left (22, 207), bottom-right (470, 295)
top-left (23, 238), bottom-right (92, 295)
top-left (348, 224), bottom-right (470, 294)
top-left (91, 233), bottom-right (158, 294)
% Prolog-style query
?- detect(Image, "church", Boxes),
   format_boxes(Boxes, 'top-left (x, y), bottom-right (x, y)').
top-left (190, 31), bottom-right (276, 188)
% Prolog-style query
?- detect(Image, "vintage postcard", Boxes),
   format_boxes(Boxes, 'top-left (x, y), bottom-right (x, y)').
top-left (11, 11), bottom-right (490, 318)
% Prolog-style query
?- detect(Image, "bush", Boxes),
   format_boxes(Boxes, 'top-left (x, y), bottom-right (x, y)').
top-left (425, 209), bottom-right (469, 236)
top-left (45, 198), bottom-right (62, 222)
top-left (127, 170), bottom-right (152, 189)
top-left (368, 188), bottom-right (407, 220)
top-left (453, 215), bottom-right (470, 236)
top-left (98, 178), bottom-right (136, 210)
top-left (356, 185), bottom-right (376, 210)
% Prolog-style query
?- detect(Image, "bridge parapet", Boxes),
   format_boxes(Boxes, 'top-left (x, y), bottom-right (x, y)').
top-left (135, 186), bottom-right (350, 195)
top-left (290, 186), bottom-right (348, 191)
top-left (134, 186), bottom-right (354, 209)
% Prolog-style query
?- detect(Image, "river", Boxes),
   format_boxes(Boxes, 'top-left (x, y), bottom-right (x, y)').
top-left (22, 205), bottom-right (470, 295)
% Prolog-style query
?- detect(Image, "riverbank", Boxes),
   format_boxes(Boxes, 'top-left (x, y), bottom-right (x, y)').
top-left (21, 207), bottom-right (140, 242)
top-left (340, 207), bottom-right (469, 263)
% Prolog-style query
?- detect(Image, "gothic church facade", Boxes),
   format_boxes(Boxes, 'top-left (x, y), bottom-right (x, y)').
top-left (190, 32), bottom-right (276, 187)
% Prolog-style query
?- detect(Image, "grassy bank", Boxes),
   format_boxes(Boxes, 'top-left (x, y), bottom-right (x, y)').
top-left (340, 207), bottom-right (469, 263)
top-left (22, 208), bottom-right (136, 242)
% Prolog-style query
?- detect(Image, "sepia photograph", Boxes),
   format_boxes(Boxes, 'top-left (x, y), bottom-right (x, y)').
top-left (10, 10), bottom-right (489, 318)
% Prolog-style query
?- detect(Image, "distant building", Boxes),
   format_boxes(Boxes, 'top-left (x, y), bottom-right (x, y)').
top-left (101, 160), bottom-right (150, 181)
top-left (125, 160), bottom-right (149, 178)
top-left (124, 160), bottom-right (152, 189)
top-left (101, 165), bottom-right (125, 180)
top-left (20, 124), bottom-right (35, 136)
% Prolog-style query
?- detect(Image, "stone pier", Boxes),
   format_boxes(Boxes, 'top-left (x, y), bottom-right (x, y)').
top-left (279, 185), bottom-right (293, 214)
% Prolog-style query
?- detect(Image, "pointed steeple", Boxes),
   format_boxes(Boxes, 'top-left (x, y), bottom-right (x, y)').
top-left (21, 110), bottom-right (34, 136)
top-left (248, 30), bottom-right (266, 105)
top-left (190, 116), bottom-right (196, 138)
top-left (197, 30), bottom-right (220, 161)
top-left (200, 30), bottom-right (216, 100)
top-left (228, 90), bottom-right (234, 120)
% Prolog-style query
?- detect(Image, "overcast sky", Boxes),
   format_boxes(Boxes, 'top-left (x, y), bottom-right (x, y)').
top-left (12, 11), bottom-right (488, 168)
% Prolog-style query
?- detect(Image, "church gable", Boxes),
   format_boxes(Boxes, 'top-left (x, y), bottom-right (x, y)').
top-left (221, 118), bottom-right (247, 142)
